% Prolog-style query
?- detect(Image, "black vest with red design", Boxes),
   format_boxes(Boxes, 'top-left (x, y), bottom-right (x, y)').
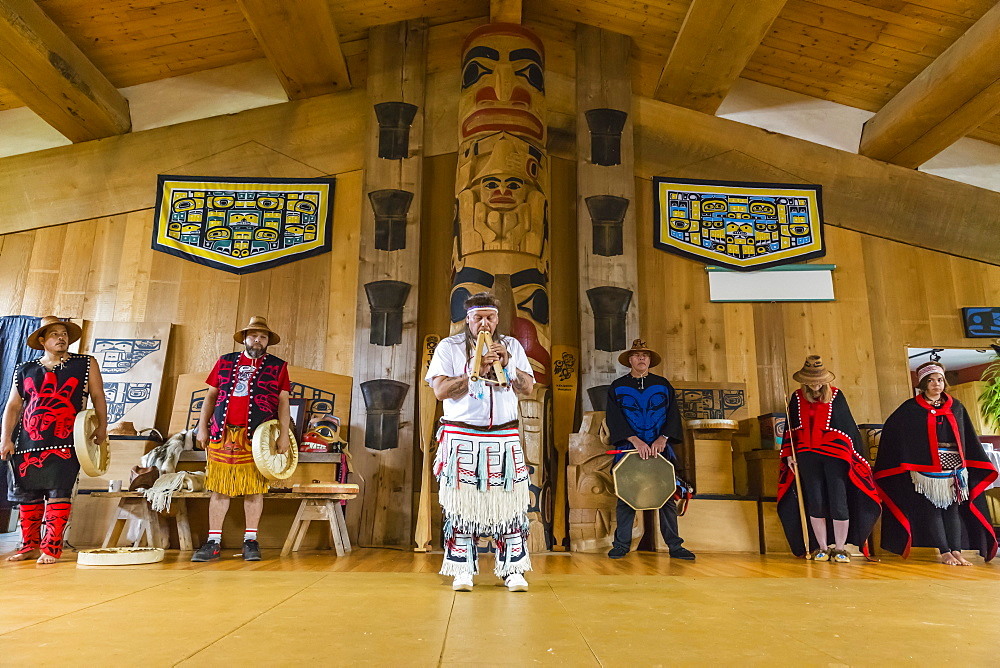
top-left (12, 354), bottom-right (91, 490)
top-left (208, 352), bottom-right (287, 439)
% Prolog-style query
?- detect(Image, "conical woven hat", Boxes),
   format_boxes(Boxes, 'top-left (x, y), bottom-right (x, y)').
top-left (792, 355), bottom-right (835, 384)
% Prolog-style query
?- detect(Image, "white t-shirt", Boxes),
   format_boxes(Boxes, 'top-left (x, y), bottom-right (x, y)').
top-left (425, 333), bottom-right (534, 425)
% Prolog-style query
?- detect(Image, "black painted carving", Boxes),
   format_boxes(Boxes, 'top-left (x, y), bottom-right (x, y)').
top-left (587, 385), bottom-right (611, 413)
top-left (365, 280), bottom-right (411, 346)
top-left (585, 108), bottom-right (628, 166)
top-left (586, 195), bottom-right (629, 257)
top-left (374, 102), bottom-right (418, 160)
top-left (368, 189), bottom-right (413, 251)
top-left (360, 379), bottom-right (410, 451)
top-left (586, 286), bottom-right (632, 352)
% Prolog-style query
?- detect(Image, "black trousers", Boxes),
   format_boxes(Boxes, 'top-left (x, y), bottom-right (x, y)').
top-left (797, 452), bottom-right (850, 521)
top-left (923, 501), bottom-right (965, 553)
top-left (612, 497), bottom-right (684, 552)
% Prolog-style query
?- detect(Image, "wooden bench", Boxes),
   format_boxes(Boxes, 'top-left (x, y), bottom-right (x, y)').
top-left (90, 491), bottom-right (356, 556)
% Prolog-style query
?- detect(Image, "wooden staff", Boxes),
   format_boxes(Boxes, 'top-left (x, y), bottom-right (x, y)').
top-left (551, 344), bottom-right (579, 552)
top-left (469, 330), bottom-right (508, 387)
top-left (414, 335), bottom-right (440, 552)
top-left (785, 429), bottom-right (811, 557)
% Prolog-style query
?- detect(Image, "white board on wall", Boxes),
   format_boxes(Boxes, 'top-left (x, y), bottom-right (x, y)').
top-left (707, 264), bottom-right (835, 302)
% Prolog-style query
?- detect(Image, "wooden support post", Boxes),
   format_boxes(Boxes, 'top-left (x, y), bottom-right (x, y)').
top-left (348, 20), bottom-right (426, 549)
top-left (490, 0), bottom-right (522, 24)
top-left (576, 25), bottom-right (640, 409)
top-left (0, 0), bottom-right (131, 142)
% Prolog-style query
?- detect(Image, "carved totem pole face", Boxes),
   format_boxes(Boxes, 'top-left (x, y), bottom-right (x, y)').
top-left (452, 23), bottom-right (554, 550)
top-left (459, 24), bottom-right (546, 144)
top-left (453, 23), bottom-right (551, 384)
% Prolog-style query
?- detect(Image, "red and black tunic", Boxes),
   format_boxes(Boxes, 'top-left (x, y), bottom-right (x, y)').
top-left (777, 388), bottom-right (881, 557)
top-left (873, 394), bottom-right (998, 561)
top-left (206, 351), bottom-right (289, 439)
top-left (11, 354), bottom-right (91, 492)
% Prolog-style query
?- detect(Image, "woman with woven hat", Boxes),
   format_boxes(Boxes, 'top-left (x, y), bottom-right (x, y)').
top-left (1, 316), bottom-right (108, 563)
top-left (873, 361), bottom-right (997, 565)
top-left (191, 316), bottom-right (291, 563)
top-left (777, 355), bottom-right (880, 563)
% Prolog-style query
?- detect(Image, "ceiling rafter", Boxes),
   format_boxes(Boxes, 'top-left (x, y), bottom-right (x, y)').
top-left (0, 0), bottom-right (130, 142)
top-left (237, 0), bottom-right (351, 100)
top-left (859, 1), bottom-right (1000, 168)
top-left (654, 0), bottom-right (788, 115)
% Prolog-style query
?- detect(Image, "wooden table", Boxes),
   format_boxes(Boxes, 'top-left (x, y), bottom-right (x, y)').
top-left (90, 491), bottom-right (356, 556)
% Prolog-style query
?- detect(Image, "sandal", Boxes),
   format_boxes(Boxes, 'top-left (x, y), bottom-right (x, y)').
top-left (809, 548), bottom-right (830, 562)
top-left (831, 549), bottom-right (851, 563)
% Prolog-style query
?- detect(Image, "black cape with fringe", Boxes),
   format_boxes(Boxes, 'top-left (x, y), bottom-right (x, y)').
top-left (873, 394), bottom-right (997, 561)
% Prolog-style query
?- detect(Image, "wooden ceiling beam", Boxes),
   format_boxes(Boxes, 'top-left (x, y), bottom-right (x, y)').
top-left (0, 0), bottom-right (130, 142)
top-left (655, 0), bottom-right (787, 115)
top-left (859, 2), bottom-right (1000, 168)
top-left (236, 0), bottom-right (351, 100)
top-left (491, 0), bottom-right (521, 24)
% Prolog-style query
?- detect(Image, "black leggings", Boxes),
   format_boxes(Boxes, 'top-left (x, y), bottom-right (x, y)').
top-left (926, 502), bottom-right (964, 554)
top-left (797, 452), bottom-right (849, 521)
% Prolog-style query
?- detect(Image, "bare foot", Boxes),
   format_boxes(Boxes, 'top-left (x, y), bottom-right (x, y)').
top-left (36, 552), bottom-right (58, 565)
top-left (940, 552), bottom-right (961, 566)
top-left (951, 550), bottom-right (974, 566)
top-left (6, 549), bottom-right (39, 562)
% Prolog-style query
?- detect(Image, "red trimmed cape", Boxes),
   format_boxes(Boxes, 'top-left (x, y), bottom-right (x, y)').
top-left (777, 388), bottom-right (881, 557)
top-left (872, 394), bottom-right (997, 561)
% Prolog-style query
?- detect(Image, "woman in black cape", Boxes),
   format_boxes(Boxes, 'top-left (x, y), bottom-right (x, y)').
top-left (873, 362), bottom-right (998, 565)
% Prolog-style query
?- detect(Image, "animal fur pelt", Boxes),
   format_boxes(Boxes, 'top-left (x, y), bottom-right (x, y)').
top-left (140, 430), bottom-right (196, 474)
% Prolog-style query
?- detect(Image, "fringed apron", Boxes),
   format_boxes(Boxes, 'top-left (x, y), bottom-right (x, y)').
top-left (434, 419), bottom-right (531, 577)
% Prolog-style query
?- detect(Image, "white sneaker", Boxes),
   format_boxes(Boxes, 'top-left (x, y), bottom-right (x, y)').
top-left (504, 573), bottom-right (528, 592)
top-left (452, 574), bottom-right (474, 591)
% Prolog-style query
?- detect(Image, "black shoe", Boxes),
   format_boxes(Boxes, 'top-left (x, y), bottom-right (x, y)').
top-left (670, 547), bottom-right (696, 560)
top-left (608, 546), bottom-right (629, 559)
top-left (242, 539), bottom-right (262, 561)
top-left (191, 541), bottom-right (221, 562)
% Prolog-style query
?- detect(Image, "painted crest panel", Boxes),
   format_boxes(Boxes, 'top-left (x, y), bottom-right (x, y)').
top-left (653, 177), bottom-right (825, 271)
top-left (153, 175), bottom-right (335, 274)
top-left (85, 322), bottom-right (172, 431)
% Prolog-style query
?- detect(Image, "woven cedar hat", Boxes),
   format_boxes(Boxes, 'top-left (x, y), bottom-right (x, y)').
top-left (27, 316), bottom-right (82, 350)
top-left (617, 339), bottom-right (662, 368)
top-left (792, 355), bottom-right (835, 384)
top-left (234, 316), bottom-right (281, 345)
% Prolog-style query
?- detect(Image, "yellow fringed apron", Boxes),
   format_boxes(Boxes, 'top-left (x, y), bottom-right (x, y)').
top-left (205, 425), bottom-right (270, 496)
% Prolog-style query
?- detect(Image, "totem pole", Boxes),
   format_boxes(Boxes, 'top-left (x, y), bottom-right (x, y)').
top-left (452, 23), bottom-right (552, 551)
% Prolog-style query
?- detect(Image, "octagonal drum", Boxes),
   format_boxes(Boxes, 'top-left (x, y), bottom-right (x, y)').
top-left (612, 452), bottom-right (676, 510)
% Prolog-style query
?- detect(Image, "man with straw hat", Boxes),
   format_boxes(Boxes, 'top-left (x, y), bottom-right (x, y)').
top-left (605, 339), bottom-right (695, 560)
top-left (1, 316), bottom-right (108, 564)
top-left (192, 316), bottom-right (291, 562)
top-left (777, 355), bottom-right (880, 563)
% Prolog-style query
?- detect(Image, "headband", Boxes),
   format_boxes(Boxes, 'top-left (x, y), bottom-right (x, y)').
top-left (917, 364), bottom-right (945, 383)
top-left (466, 306), bottom-right (499, 315)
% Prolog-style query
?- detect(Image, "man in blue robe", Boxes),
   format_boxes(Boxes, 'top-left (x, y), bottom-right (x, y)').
top-left (605, 339), bottom-right (695, 560)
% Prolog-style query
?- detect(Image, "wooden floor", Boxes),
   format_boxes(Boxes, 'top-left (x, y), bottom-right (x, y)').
top-left (1, 535), bottom-right (997, 666)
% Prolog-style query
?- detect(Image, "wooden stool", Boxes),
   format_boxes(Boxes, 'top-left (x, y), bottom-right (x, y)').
top-left (94, 492), bottom-right (195, 551)
top-left (281, 496), bottom-right (355, 557)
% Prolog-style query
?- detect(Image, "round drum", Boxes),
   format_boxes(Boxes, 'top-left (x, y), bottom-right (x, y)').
top-left (251, 419), bottom-right (299, 481)
top-left (77, 547), bottom-right (164, 566)
top-left (612, 452), bottom-right (676, 510)
top-left (74, 409), bottom-right (110, 477)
